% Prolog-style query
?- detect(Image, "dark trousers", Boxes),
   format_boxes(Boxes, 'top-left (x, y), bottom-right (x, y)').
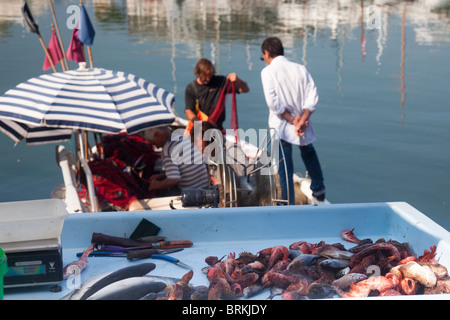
top-left (278, 139), bottom-right (325, 205)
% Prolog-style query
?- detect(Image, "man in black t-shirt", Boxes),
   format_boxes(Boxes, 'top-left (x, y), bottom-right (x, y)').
top-left (184, 58), bottom-right (249, 130)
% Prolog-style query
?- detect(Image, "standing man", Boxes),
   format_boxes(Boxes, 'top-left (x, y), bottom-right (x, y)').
top-left (185, 58), bottom-right (249, 131)
top-left (260, 37), bottom-right (325, 204)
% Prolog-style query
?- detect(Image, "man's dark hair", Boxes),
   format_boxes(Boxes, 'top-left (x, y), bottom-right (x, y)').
top-left (261, 37), bottom-right (284, 58)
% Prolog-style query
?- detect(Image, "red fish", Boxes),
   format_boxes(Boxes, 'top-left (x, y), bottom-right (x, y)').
top-left (340, 228), bottom-right (360, 244)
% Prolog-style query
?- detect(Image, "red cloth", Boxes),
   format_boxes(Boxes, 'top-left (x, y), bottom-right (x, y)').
top-left (209, 79), bottom-right (239, 143)
top-left (66, 28), bottom-right (85, 63)
top-left (78, 133), bottom-right (160, 211)
top-left (43, 29), bottom-right (63, 71)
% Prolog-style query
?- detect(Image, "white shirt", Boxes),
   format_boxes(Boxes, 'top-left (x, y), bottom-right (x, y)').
top-left (261, 56), bottom-right (319, 146)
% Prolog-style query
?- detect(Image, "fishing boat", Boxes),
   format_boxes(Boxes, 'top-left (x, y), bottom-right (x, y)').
top-left (52, 115), bottom-right (329, 214)
top-left (2, 199), bottom-right (450, 301)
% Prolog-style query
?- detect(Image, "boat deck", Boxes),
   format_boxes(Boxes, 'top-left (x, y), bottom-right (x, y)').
top-left (3, 202), bottom-right (450, 300)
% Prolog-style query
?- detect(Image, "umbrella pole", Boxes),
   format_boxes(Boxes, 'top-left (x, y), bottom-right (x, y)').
top-left (77, 131), bottom-right (99, 212)
top-left (87, 47), bottom-right (94, 69)
top-left (48, 0), bottom-right (69, 70)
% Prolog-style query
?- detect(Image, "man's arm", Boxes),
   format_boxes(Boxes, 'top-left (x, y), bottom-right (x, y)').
top-left (185, 109), bottom-right (199, 122)
top-left (148, 175), bottom-right (180, 191)
top-left (227, 73), bottom-right (249, 93)
top-left (185, 83), bottom-right (199, 121)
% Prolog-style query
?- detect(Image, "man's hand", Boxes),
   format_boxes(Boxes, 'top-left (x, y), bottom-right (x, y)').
top-left (295, 118), bottom-right (309, 136)
top-left (226, 73), bottom-right (250, 93)
top-left (227, 73), bottom-right (237, 82)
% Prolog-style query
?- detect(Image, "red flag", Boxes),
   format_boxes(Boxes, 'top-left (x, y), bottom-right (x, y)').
top-left (66, 28), bottom-right (85, 63)
top-left (43, 29), bottom-right (63, 71)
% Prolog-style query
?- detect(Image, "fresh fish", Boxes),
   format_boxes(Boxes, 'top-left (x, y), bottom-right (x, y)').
top-left (267, 287), bottom-right (283, 300)
top-left (143, 275), bottom-right (181, 286)
top-left (319, 247), bottom-right (353, 260)
top-left (340, 228), bottom-right (361, 244)
top-left (63, 244), bottom-right (95, 280)
top-left (424, 279), bottom-right (450, 295)
top-left (418, 262), bottom-right (448, 279)
top-left (288, 249), bottom-right (302, 259)
top-left (190, 286), bottom-right (209, 300)
top-left (201, 266), bottom-right (210, 274)
top-left (78, 263), bottom-right (156, 300)
top-left (348, 239), bottom-right (373, 253)
top-left (306, 282), bottom-right (335, 299)
top-left (243, 283), bottom-right (264, 299)
top-left (332, 273), bottom-right (367, 289)
top-left (87, 277), bottom-right (166, 300)
top-left (319, 258), bottom-right (350, 269)
top-left (335, 267), bottom-right (350, 278)
top-left (398, 261), bottom-right (437, 288)
top-left (61, 271), bottom-right (112, 300)
top-left (139, 292), bottom-right (157, 300)
top-left (286, 254), bottom-right (320, 269)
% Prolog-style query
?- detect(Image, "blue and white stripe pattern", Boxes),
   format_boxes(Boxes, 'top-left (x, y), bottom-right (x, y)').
top-left (0, 68), bottom-right (176, 138)
top-left (162, 134), bottom-right (210, 190)
top-left (0, 119), bottom-right (72, 145)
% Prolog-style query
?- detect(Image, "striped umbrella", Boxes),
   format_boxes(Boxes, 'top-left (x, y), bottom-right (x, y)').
top-left (0, 65), bottom-right (176, 144)
top-left (0, 119), bottom-right (72, 145)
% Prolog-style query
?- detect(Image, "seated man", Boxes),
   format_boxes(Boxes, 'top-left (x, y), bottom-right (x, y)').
top-left (144, 126), bottom-right (210, 196)
top-left (189, 120), bottom-right (251, 178)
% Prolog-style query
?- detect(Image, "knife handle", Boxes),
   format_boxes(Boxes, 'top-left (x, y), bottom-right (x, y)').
top-left (91, 232), bottom-right (149, 247)
top-left (127, 249), bottom-right (161, 260)
top-left (155, 240), bottom-right (193, 249)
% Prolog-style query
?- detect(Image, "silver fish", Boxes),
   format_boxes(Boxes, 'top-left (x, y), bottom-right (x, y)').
top-left (267, 287), bottom-right (283, 300)
top-left (62, 262), bottom-right (156, 300)
top-left (319, 258), bottom-right (350, 269)
top-left (319, 247), bottom-right (353, 260)
top-left (287, 254), bottom-right (320, 269)
top-left (306, 282), bottom-right (335, 299)
top-left (335, 267), bottom-right (350, 278)
top-left (61, 271), bottom-right (112, 300)
top-left (288, 249), bottom-right (302, 259)
top-left (243, 284), bottom-right (264, 299)
top-left (201, 266), bottom-right (210, 274)
top-left (332, 273), bottom-right (367, 289)
top-left (87, 277), bottom-right (167, 300)
top-left (139, 292), bottom-right (157, 300)
top-left (143, 275), bottom-right (181, 286)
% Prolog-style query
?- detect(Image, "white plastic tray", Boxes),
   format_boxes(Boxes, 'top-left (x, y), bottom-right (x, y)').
top-left (0, 199), bottom-right (69, 246)
top-left (4, 201), bottom-right (450, 300)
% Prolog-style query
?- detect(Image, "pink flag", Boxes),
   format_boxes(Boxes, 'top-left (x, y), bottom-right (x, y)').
top-left (66, 28), bottom-right (85, 63)
top-left (43, 29), bottom-right (63, 71)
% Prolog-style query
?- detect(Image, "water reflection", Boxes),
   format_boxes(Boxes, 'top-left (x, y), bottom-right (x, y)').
top-left (400, 3), bottom-right (406, 123)
top-left (2, 0), bottom-right (449, 52)
top-left (1, 0), bottom-right (449, 111)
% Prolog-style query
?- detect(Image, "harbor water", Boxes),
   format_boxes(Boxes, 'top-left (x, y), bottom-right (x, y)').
top-left (0, 0), bottom-right (449, 229)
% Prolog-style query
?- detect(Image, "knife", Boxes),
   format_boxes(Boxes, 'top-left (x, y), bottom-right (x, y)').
top-left (91, 233), bottom-right (193, 249)
top-left (145, 240), bottom-right (193, 249)
top-left (126, 250), bottom-right (192, 269)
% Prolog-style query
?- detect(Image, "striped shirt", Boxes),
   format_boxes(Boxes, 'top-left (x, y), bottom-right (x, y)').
top-left (162, 133), bottom-right (210, 190)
